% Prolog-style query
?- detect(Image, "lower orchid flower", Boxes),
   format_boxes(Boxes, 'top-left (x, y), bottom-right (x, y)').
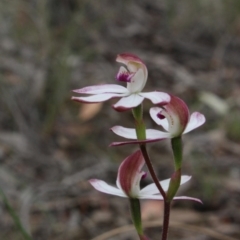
top-left (89, 150), bottom-right (201, 203)
top-left (72, 53), bottom-right (170, 111)
top-left (110, 95), bottom-right (206, 146)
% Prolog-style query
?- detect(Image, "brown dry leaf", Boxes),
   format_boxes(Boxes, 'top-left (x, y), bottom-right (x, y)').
top-left (78, 103), bottom-right (103, 121)
top-left (141, 200), bottom-right (164, 220)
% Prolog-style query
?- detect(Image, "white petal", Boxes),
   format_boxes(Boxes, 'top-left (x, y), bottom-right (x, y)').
top-left (146, 129), bottom-right (171, 139)
top-left (140, 92), bottom-right (170, 104)
top-left (179, 175), bottom-right (192, 184)
top-left (89, 179), bottom-right (127, 197)
top-left (72, 84), bottom-right (128, 94)
top-left (111, 126), bottom-right (137, 139)
top-left (140, 175), bottom-right (191, 195)
top-left (137, 195), bottom-right (202, 203)
top-left (140, 180), bottom-right (169, 195)
top-left (111, 127), bottom-right (170, 141)
top-left (113, 94), bottom-right (144, 111)
top-left (72, 93), bottom-right (124, 103)
top-left (183, 112), bottom-right (206, 134)
top-left (172, 196), bottom-right (202, 203)
top-left (150, 107), bottom-right (169, 131)
top-left (127, 69), bottom-right (146, 93)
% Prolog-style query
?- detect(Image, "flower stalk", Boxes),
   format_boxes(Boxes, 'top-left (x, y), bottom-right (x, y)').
top-left (132, 105), bottom-right (146, 140)
top-left (139, 144), bottom-right (166, 199)
top-left (171, 137), bottom-right (183, 170)
top-left (133, 105), bottom-right (166, 199)
top-left (162, 201), bottom-right (171, 240)
top-left (129, 198), bottom-right (144, 237)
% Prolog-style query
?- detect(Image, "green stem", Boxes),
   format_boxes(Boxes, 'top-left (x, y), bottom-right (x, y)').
top-left (135, 119), bottom-right (146, 140)
top-left (168, 136), bottom-right (183, 202)
top-left (0, 188), bottom-right (32, 240)
top-left (132, 104), bottom-right (143, 122)
top-left (132, 104), bottom-right (146, 140)
top-left (129, 198), bottom-right (142, 234)
top-left (171, 136), bottom-right (183, 170)
top-left (129, 198), bottom-right (149, 240)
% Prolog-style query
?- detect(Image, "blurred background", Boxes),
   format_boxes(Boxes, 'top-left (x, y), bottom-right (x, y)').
top-left (0, 0), bottom-right (240, 239)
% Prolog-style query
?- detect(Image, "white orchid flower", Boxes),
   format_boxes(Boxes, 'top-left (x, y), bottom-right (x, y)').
top-left (111, 95), bottom-right (206, 146)
top-left (89, 150), bottom-right (201, 203)
top-left (72, 53), bottom-right (170, 111)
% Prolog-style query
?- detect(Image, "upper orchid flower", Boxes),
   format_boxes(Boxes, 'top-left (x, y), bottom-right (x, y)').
top-left (72, 53), bottom-right (170, 111)
top-left (110, 95), bottom-right (205, 146)
top-left (89, 150), bottom-right (201, 202)
top-left (149, 95), bottom-right (206, 138)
